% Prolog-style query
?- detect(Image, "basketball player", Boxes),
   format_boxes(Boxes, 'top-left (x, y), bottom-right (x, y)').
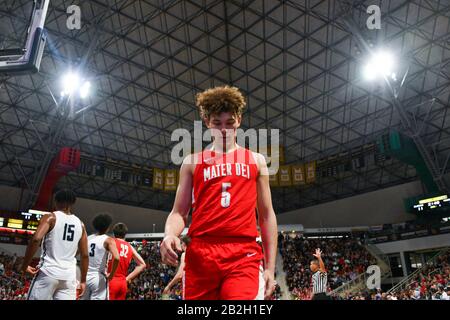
top-left (81, 213), bottom-right (120, 300)
top-left (21, 189), bottom-right (89, 300)
top-left (160, 86), bottom-right (278, 300)
top-left (108, 222), bottom-right (146, 300)
top-left (162, 236), bottom-right (189, 298)
top-left (310, 248), bottom-right (330, 300)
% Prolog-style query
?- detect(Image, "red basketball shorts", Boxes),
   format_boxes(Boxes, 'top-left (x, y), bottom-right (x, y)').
top-left (108, 278), bottom-right (127, 300)
top-left (184, 237), bottom-right (265, 300)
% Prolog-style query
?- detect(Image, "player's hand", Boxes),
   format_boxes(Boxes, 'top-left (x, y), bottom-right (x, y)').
top-left (106, 273), bottom-right (114, 281)
top-left (263, 270), bottom-right (276, 300)
top-left (313, 248), bottom-right (322, 258)
top-left (160, 235), bottom-right (182, 267)
top-left (163, 286), bottom-right (171, 295)
top-left (77, 281), bottom-right (86, 298)
top-left (23, 266), bottom-right (39, 276)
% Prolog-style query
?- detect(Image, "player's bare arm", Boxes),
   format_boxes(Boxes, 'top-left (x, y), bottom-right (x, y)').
top-left (163, 252), bottom-right (185, 294)
top-left (126, 246), bottom-right (146, 283)
top-left (104, 237), bottom-right (120, 280)
top-left (77, 223), bottom-right (89, 297)
top-left (254, 152), bottom-right (278, 300)
top-left (161, 155), bottom-right (194, 267)
top-left (21, 213), bottom-right (55, 275)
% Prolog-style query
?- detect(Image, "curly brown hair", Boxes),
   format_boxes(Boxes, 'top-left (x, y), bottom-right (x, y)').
top-left (196, 85), bottom-right (246, 119)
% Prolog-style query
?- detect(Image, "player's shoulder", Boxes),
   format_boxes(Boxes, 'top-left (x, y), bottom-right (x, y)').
top-left (250, 151), bottom-right (265, 162)
top-left (46, 211), bottom-right (57, 220)
top-left (248, 150), bottom-right (268, 172)
top-left (182, 153), bottom-right (197, 165)
top-left (123, 238), bottom-right (133, 247)
top-left (181, 152), bottom-right (203, 173)
top-left (42, 211), bottom-right (57, 226)
top-left (63, 211), bottom-right (83, 224)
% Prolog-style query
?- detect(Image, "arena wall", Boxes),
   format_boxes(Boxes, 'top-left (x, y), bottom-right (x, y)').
top-left (373, 233), bottom-right (450, 254)
top-left (276, 180), bottom-right (421, 228)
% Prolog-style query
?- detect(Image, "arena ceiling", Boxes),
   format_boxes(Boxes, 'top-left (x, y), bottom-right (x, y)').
top-left (0, 0), bottom-right (449, 213)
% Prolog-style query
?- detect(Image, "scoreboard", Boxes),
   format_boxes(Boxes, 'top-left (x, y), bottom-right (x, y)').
top-left (7, 218), bottom-right (24, 229)
top-left (20, 209), bottom-right (50, 221)
top-left (26, 221), bottom-right (39, 231)
top-left (0, 209), bottom-right (50, 235)
top-left (412, 194), bottom-right (450, 213)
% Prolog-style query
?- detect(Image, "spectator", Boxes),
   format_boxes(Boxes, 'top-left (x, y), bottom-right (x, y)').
top-left (346, 250), bottom-right (449, 300)
top-left (280, 233), bottom-right (376, 299)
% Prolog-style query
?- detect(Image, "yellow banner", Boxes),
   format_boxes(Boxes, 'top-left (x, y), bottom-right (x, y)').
top-left (278, 165), bottom-right (292, 186)
top-left (269, 171), bottom-right (279, 187)
top-left (292, 165), bottom-right (305, 185)
top-left (305, 161), bottom-right (316, 184)
top-left (152, 168), bottom-right (164, 190)
top-left (164, 169), bottom-right (178, 192)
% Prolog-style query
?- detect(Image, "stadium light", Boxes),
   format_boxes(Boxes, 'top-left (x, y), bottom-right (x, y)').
top-left (61, 72), bottom-right (80, 96)
top-left (60, 71), bottom-right (91, 98)
top-left (363, 50), bottom-right (396, 81)
top-left (79, 81), bottom-right (91, 99)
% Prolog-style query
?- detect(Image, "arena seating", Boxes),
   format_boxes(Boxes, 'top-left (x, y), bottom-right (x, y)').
top-left (340, 249), bottom-right (450, 300)
top-left (126, 241), bottom-right (179, 300)
top-left (0, 251), bottom-right (37, 300)
top-left (279, 234), bottom-right (377, 300)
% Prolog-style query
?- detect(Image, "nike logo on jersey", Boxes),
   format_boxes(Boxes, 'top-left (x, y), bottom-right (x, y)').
top-left (246, 252), bottom-right (257, 257)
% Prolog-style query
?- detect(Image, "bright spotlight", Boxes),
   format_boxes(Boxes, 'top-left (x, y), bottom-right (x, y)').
top-left (79, 81), bottom-right (91, 99)
top-left (60, 72), bottom-right (92, 99)
top-left (61, 72), bottom-right (80, 96)
top-left (363, 63), bottom-right (378, 81)
top-left (363, 50), bottom-right (395, 81)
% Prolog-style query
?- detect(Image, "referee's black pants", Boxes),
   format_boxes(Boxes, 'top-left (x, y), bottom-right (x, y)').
top-left (312, 293), bottom-right (331, 300)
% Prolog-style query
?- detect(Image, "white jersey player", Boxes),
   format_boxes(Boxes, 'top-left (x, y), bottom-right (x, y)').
top-left (21, 189), bottom-right (89, 300)
top-left (81, 213), bottom-right (120, 300)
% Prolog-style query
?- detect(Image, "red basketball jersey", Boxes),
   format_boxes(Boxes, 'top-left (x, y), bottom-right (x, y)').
top-left (108, 238), bottom-right (133, 279)
top-left (188, 147), bottom-right (259, 239)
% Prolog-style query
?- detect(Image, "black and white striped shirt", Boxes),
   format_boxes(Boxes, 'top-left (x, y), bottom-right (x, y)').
top-left (312, 270), bottom-right (327, 294)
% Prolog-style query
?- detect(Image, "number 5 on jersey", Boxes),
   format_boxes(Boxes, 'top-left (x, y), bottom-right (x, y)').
top-left (221, 182), bottom-right (231, 208)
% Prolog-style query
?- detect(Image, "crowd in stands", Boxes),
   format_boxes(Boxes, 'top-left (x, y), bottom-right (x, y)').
top-left (0, 251), bottom-right (34, 300)
top-left (343, 250), bottom-right (450, 300)
top-left (126, 241), bottom-right (180, 300)
top-left (279, 233), bottom-right (376, 300)
top-left (271, 284), bottom-right (282, 300)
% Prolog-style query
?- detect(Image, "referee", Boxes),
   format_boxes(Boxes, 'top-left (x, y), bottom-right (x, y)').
top-left (310, 248), bottom-right (330, 300)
